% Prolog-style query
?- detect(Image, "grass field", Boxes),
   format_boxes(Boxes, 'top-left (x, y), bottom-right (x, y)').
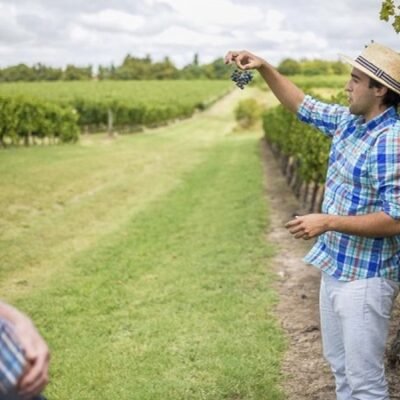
top-left (0, 88), bottom-right (285, 399)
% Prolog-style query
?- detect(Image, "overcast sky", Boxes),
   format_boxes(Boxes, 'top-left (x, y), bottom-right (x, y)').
top-left (0, 0), bottom-right (398, 69)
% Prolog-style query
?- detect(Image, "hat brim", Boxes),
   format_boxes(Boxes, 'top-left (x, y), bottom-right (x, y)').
top-left (340, 53), bottom-right (400, 95)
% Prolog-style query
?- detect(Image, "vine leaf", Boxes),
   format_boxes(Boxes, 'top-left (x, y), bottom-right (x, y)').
top-left (380, 0), bottom-right (400, 33)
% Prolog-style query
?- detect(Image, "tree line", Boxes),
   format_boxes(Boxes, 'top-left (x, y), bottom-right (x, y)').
top-left (0, 54), bottom-right (350, 83)
top-left (277, 59), bottom-right (348, 76)
top-left (0, 54), bottom-right (232, 82)
top-left (0, 0), bottom-right (396, 83)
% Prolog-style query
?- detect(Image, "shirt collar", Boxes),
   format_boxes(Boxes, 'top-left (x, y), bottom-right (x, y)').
top-left (355, 106), bottom-right (398, 130)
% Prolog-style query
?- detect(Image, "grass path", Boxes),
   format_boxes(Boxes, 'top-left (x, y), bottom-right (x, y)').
top-left (0, 88), bottom-right (283, 399)
top-left (0, 90), bottom-right (245, 295)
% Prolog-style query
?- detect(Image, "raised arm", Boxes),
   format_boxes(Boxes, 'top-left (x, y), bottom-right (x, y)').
top-left (224, 50), bottom-right (305, 113)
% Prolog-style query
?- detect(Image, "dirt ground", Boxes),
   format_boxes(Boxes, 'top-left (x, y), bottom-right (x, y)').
top-left (261, 138), bottom-right (400, 400)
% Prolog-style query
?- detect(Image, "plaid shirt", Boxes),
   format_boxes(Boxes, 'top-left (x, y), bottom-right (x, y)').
top-left (0, 319), bottom-right (26, 395)
top-left (297, 95), bottom-right (400, 282)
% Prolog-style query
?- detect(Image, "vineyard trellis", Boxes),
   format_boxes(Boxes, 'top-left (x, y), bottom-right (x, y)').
top-left (0, 80), bottom-right (231, 147)
top-left (262, 93), bottom-right (341, 213)
top-left (0, 95), bottom-right (79, 147)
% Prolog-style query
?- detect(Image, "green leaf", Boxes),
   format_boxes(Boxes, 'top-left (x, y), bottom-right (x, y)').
top-left (393, 14), bottom-right (400, 32)
top-left (380, 0), bottom-right (400, 33)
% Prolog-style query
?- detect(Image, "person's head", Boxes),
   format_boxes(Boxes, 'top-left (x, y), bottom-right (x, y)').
top-left (341, 42), bottom-right (400, 120)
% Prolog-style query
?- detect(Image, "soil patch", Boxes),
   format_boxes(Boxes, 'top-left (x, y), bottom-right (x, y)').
top-left (261, 138), bottom-right (400, 399)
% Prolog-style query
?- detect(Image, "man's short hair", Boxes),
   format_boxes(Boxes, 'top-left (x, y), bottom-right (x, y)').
top-left (369, 77), bottom-right (400, 109)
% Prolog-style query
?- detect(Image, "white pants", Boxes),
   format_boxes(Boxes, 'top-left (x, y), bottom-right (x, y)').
top-left (320, 273), bottom-right (399, 400)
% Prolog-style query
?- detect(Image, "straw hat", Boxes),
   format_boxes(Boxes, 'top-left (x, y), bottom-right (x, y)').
top-left (340, 42), bottom-right (400, 95)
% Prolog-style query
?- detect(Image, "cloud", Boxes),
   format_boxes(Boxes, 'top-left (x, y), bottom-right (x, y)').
top-left (78, 9), bottom-right (146, 34)
top-left (0, 0), bottom-right (398, 69)
top-left (0, 3), bottom-right (33, 45)
top-left (163, 0), bottom-right (263, 28)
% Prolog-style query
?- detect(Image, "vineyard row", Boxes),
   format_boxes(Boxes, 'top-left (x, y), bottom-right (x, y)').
top-left (0, 81), bottom-right (231, 147)
top-left (262, 92), bottom-right (346, 212)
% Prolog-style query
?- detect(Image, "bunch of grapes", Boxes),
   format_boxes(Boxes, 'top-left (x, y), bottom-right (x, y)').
top-left (230, 69), bottom-right (253, 89)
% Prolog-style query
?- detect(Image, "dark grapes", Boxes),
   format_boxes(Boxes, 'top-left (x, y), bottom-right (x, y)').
top-left (230, 69), bottom-right (253, 89)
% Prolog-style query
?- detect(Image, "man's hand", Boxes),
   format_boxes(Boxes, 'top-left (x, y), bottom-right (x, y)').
top-left (224, 50), bottom-right (264, 71)
top-left (285, 213), bottom-right (330, 240)
top-left (13, 318), bottom-right (50, 399)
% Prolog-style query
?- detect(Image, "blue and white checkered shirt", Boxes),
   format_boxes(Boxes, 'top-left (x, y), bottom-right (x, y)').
top-left (297, 95), bottom-right (400, 282)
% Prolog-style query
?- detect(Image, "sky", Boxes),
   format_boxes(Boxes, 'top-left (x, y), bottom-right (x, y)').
top-left (0, 0), bottom-right (398, 69)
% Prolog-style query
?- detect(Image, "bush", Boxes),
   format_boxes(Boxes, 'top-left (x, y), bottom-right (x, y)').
top-left (234, 98), bottom-right (264, 128)
top-left (277, 58), bottom-right (301, 75)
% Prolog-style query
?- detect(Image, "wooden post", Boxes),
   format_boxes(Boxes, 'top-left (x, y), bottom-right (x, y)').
top-left (302, 182), bottom-right (310, 208)
top-left (286, 156), bottom-right (295, 185)
top-left (281, 154), bottom-right (289, 175)
top-left (309, 181), bottom-right (320, 212)
top-left (317, 185), bottom-right (325, 212)
top-left (108, 108), bottom-right (113, 137)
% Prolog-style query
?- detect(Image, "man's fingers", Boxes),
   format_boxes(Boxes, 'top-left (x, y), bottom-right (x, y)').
top-left (288, 225), bottom-right (304, 235)
top-left (19, 348), bottom-right (50, 397)
top-left (294, 232), bottom-right (312, 240)
top-left (234, 54), bottom-right (245, 69)
top-left (285, 218), bottom-right (301, 228)
top-left (235, 53), bottom-right (254, 70)
top-left (224, 51), bottom-right (239, 64)
top-left (294, 231), bottom-right (306, 239)
top-left (242, 60), bottom-right (257, 70)
top-left (19, 360), bottom-right (49, 398)
top-left (285, 219), bottom-right (312, 239)
top-left (224, 51), bottom-right (259, 70)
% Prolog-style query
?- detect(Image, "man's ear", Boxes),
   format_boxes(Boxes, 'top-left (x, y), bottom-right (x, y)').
top-left (375, 84), bottom-right (388, 99)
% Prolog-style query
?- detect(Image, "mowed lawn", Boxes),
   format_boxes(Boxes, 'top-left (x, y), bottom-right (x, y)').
top-left (0, 89), bottom-right (285, 399)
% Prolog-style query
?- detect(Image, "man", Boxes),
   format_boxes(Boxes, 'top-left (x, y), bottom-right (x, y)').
top-left (225, 42), bottom-right (400, 400)
top-left (0, 302), bottom-right (50, 400)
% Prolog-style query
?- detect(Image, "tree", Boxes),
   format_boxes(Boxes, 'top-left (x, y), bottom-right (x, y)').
top-left (98, 64), bottom-right (118, 80)
top-left (277, 58), bottom-right (301, 75)
top-left (32, 63), bottom-right (63, 81)
top-left (114, 55), bottom-right (152, 79)
top-left (63, 65), bottom-right (92, 80)
top-left (209, 58), bottom-right (231, 79)
top-left (301, 60), bottom-right (330, 76)
top-left (0, 64), bottom-right (36, 82)
top-left (180, 61), bottom-right (205, 79)
top-left (151, 57), bottom-right (178, 79)
top-left (380, 0), bottom-right (400, 33)
top-left (331, 61), bottom-right (348, 75)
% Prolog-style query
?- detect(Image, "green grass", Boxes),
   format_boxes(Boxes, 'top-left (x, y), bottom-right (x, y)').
top-left (0, 89), bottom-right (285, 399)
top-left (289, 74), bottom-right (348, 89)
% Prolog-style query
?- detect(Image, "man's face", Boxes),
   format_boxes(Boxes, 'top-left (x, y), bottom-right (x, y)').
top-left (345, 68), bottom-right (377, 120)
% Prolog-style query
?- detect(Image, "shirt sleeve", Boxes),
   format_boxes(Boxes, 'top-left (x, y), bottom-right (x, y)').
top-left (369, 124), bottom-right (400, 220)
top-left (297, 95), bottom-right (348, 138)
top-left (0, 319), bottom-right (26, 395)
